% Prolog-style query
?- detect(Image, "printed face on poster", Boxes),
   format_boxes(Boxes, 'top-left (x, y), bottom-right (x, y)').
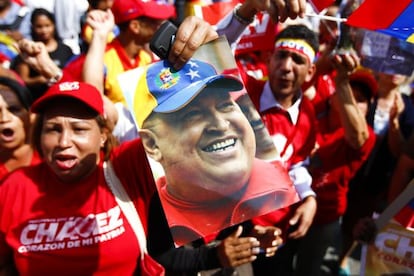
top-left (118, 37), bottom-right (298, 246)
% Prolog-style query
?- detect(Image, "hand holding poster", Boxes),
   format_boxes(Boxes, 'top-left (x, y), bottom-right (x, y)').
top-left (118, 37), bottom-right (298, 246)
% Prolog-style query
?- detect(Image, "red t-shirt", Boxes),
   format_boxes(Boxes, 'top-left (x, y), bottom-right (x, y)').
top-left (0, 150), bottom-right (41, 182)
top-left (310, 123), bottom-right (376, 224)
top-left (308, 73), bottom-right (336, 119)
top-left (0, 139), bottom-right (156, 275)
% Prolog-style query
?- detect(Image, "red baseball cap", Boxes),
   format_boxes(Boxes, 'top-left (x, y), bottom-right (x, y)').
top-left (111, 0), bottom-right (176, 25)
top-left (31, 81), bottom-right (104, 115)
top-left (349, 69), bottom-right (378, 98)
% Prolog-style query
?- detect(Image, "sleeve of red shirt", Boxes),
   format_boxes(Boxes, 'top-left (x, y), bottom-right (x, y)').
top-left (316, 127), bottom-right (376, 175)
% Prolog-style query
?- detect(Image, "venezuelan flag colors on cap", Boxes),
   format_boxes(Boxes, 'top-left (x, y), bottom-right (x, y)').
top-left (134, 59), bottom-right (243, 128)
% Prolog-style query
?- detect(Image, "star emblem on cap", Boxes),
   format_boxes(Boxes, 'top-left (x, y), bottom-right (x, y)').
top-left (186, 68), bottom-right (200, 80)
top-left (188, 60), bottom-right (199, 68)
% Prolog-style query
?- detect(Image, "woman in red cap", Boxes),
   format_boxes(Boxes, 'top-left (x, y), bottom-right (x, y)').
top-left (0, 79), bottom-right (161, 275)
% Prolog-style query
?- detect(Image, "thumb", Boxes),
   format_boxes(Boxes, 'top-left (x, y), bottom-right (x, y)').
top-left (231, 225), bottom-right (243, 238)
top-left (289, 213), bottom-right (300, 226)
top-left (253, 225), bottom-right (266, 235)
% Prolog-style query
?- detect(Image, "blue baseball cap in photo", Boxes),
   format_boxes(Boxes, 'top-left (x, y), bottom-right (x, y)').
top-left (134, 58), bottom-right (243, 127)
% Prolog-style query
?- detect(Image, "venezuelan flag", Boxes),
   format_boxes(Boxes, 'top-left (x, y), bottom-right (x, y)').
top-left (346, 0), bottom-right (414, 43)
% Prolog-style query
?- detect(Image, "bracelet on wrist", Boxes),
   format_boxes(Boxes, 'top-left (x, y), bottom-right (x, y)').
top-left (233, 3), bottom-right (255, 25)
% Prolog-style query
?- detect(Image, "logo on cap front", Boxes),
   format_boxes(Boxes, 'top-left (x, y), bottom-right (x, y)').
top-left (59, 81), bottom-right (80, 91)
top-left (156, 68), bottom-right (179, 89)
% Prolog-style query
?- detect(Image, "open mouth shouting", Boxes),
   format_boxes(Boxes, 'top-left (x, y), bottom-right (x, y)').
top-left (54, 154), bottom-right (78, 170)
top-left (0, 127), bottom-right (15, 143)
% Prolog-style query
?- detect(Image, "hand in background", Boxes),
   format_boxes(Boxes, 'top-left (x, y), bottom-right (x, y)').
top-left (86, 9), bottom-right (115, 40)
top-left (288, 195), bottom-right (317, 239)
top-left (332, 51), bottom-right (361, 79)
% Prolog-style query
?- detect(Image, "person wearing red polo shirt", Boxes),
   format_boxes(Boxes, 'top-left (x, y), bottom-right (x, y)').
top-left (295, 60), bottom-right (376, 276)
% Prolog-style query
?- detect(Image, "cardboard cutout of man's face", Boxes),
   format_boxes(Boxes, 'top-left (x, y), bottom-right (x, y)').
top-left (120, 38), bottom-right (299, 246)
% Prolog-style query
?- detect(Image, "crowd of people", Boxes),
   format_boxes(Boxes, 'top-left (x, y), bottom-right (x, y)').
top-left (0, 0), bottom-right (413, 275)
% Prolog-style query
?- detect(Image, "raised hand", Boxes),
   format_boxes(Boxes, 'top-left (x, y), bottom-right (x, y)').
top-left (241, 0), bottom-right (307, 23)
top-left (86, 9), bottom-right (115, 40)
top-left (16, 39), bottom-right (58, 79)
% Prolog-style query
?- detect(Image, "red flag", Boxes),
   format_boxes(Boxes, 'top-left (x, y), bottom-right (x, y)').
top-left (188, 0), bottom-right (240, 25)
top-left (199, 0), bottom-right (239, 25)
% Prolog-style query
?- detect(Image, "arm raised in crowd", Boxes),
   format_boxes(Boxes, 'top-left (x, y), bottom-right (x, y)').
top-left (80, 9), bottom-right (119, 130)
top-left (217, 0), bottom-right (307, 49)
top-left (16, 40), bottom-right (60, 82)
top-left (82, 9), bottom-right (115, 93)
top-left (332, 53), bottom-right (369, 149)
top-left (387, 92), bottom-right (406, 157)
top-left (237, 0), bottom-right (306, 23)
